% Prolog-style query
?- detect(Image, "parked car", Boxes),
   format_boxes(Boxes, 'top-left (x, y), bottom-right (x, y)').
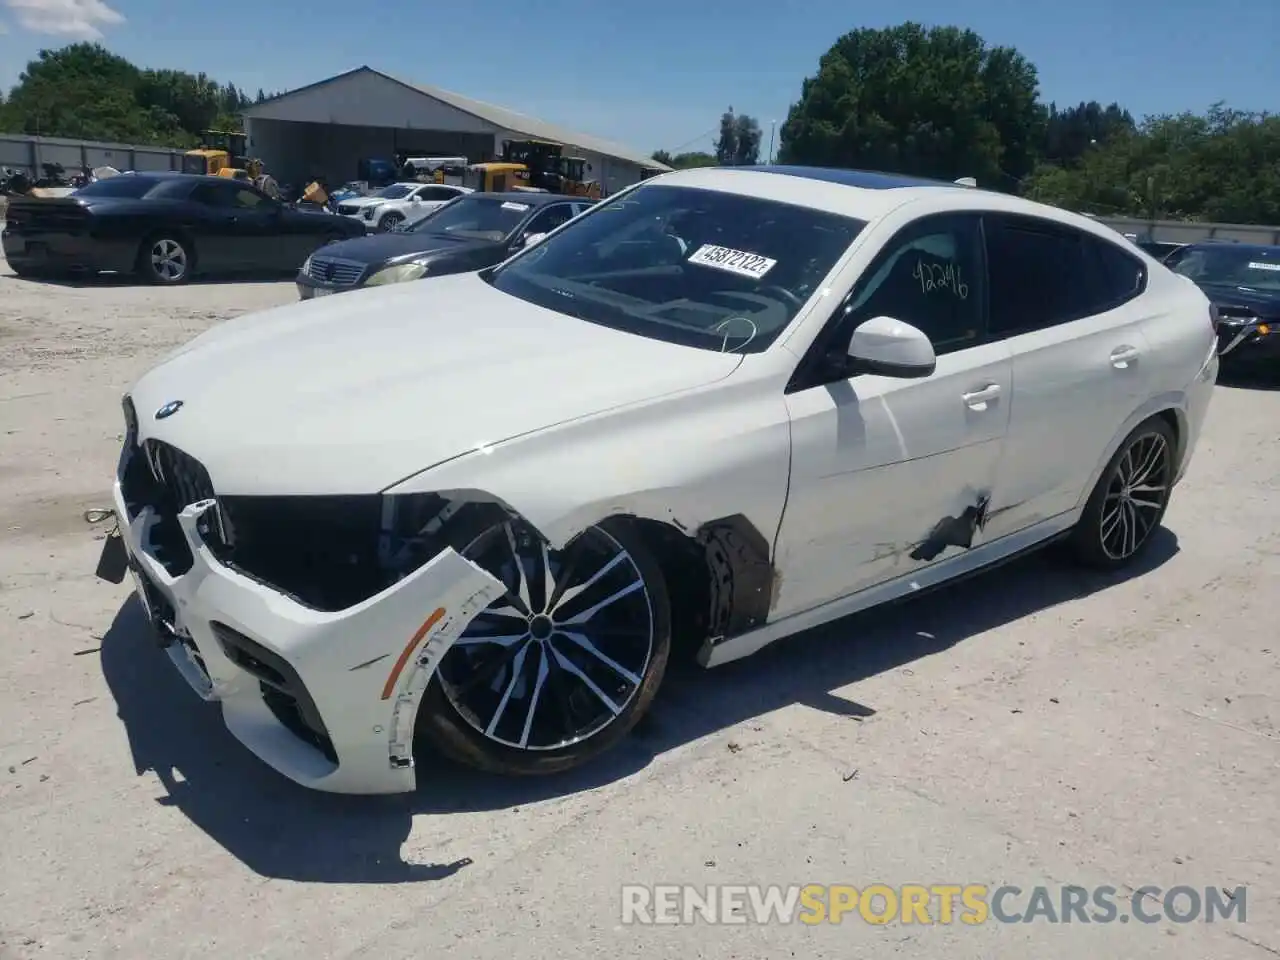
top-left (334, 181), bottom-right (471, 232)
top-left (296, 191), bottom-right (593, 300)
top-left (1132, 237), bottom-right (1188, 262)
top-left (2, 172), bottom-right (365, 284)
top-left (1161, 240), bottom-right (1280, 369)
top-left (97, 164), bottom-right (1218, 794)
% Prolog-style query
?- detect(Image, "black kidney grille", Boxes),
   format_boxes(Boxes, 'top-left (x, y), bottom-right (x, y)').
top-left (143, 440), bottom-right (215, 510)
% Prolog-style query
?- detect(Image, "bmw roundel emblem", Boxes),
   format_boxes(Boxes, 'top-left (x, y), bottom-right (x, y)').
top-left (154, 400), bottom-right (184, 420)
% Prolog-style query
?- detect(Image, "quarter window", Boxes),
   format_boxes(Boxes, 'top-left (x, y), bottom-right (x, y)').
top-left (984, 216), bottom-right (1143, 336)
top-left (840, 214), bottom-right (984, 354)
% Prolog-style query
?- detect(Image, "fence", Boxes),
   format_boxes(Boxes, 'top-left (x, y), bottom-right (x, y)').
top-left (1091, 215), bottom-right (1280, 246)
top-left (0, 133), bottom-right (186, 179)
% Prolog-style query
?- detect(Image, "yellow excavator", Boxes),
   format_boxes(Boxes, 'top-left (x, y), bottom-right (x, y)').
top-left (182, 130), bottom-right (279, 198)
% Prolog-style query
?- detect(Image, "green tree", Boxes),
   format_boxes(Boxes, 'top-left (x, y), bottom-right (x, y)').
top-left (777, 22), bottom-right (1044, 187)
top-left (733, 114), bottom-right (762, 165)
top-left (0, 42), bottom-right (254, 146)
top-left (715, 108), bottom-right (738, 165)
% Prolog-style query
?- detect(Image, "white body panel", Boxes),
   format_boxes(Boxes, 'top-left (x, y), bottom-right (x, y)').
top-left (112, 166), bottom-right (1219, 792)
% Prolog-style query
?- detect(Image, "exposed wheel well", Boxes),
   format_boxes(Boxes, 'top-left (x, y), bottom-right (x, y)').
top-left (1153, 407), bottom-right (1184, 472)
top-left (608, 514), bottom-right (774, 662)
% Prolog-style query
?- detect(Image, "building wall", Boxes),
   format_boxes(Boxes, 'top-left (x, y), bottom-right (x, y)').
top-left (246, 118), bottom-right (493, 187)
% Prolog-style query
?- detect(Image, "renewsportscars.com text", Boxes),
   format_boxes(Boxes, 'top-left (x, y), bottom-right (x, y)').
top-left (620, 884), bottom-right (1247, 926)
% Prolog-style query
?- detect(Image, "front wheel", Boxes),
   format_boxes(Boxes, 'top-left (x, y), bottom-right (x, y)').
top-left (379, 211), bottom-right (404, 232)
top-left (417, 517), bottom-right (671, 775)
top-left (137, 234), bottom-right (192, 285)
top-left (1069, 417), bottom-right (1176, 569)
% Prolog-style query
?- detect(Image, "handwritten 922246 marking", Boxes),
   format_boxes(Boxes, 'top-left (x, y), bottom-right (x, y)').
top-left (913, 258), bottom-right (969, 300)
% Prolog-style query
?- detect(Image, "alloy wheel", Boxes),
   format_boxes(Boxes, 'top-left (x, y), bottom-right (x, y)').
top-left (438, 520), bottom-right (655, 751)
top-left (1099, 431), bottom-right (1171, 561)
top-left (150, 239), bottom-right (187, 281)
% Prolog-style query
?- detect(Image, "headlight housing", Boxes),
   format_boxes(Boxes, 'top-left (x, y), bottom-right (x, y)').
top-left (300, 254), bottom-right (312, 276)
top-left (362, 206), bottom-right (377, 220)
top-left (365, 261), bottom-right (429, 286)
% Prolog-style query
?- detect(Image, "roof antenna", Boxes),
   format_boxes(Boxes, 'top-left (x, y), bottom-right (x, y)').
top-left (954, 177), bottom-right (977, 188)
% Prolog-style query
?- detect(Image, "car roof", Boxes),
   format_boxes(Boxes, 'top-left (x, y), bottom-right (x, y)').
top-left (644, 164), bottom-right (1128, 239)
top-left (1184, 240), bottom-right (1278, 253)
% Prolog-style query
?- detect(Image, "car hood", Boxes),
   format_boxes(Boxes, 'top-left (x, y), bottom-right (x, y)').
top-left (1197, 281), bottom-right (1280, 319)
top-left (314, 231), bottom-right (495, 265)
top-left (131, 272), bottom-right (743, 495)
top-left (338, 196), bottom-right (386, 209)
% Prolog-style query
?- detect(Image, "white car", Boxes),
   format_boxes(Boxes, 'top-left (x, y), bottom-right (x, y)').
top-left (97, 165), bottom-right (1218, 794)
top-left (335, 182), bottom-right (471, 232)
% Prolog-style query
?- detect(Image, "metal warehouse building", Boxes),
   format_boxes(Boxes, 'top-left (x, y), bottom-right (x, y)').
top-left (242, 66), bottom-right (669, 195)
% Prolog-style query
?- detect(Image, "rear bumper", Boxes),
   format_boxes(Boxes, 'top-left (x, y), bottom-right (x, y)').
top-left (2, 227), bottom-right (136, 274)
top-left (111, 481), bottom-right (506, 794)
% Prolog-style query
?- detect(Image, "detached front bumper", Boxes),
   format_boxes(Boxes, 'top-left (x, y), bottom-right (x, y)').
top-left (108, 480), bottom-right (505, 794)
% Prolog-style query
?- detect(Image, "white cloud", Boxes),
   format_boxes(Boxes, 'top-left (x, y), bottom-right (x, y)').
top-left (2, 0), bottom-right (125, 38)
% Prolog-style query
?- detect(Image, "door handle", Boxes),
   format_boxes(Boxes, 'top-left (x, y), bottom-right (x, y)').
top-left (1110, 345), bottom-right (1140, 368)
top-left (962, 384), bottom-right (1001, 410)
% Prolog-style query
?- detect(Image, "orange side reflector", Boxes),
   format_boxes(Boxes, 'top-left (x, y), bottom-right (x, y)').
top-left (381, 607), bottom-right (446, 701)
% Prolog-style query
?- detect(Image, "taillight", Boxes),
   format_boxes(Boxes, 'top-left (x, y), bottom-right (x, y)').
top-left (1208, 302), bottom-right (1221, 334)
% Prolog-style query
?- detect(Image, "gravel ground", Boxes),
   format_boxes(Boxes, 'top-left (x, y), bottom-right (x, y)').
top-left (1, 258), bottom-right (1278, 960)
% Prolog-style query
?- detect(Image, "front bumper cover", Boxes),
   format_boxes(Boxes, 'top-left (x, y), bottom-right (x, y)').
top-left (109, 480), bottom-right (506, 794)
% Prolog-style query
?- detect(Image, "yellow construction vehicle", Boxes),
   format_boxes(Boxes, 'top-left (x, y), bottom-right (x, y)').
top-left (459, 162), bottom-right (531, 193)
top-left (556, 155), bottom-right (602, 199)
top-left (182, 130), bottom-right (279, 198)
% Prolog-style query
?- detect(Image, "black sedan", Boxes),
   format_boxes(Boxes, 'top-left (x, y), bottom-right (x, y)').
top-left (1, 172), bottom-right (365, 284)
top-left (295, 191), bottom-right (594, 300)
top-left (1164, 241), bottom-right (1280, 369)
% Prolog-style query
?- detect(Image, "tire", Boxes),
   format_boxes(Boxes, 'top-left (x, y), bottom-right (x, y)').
top-left (416, 513), bottom-right (672, 776)
top-left (379, 211), bottom-right (404, 232)
top-left (1068, 416), bottom-right (1176, 569)
top-left (136, 233), bottom-right (193, 285)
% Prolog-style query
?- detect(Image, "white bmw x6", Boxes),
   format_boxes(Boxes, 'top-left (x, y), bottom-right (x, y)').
top-left (98, 165), bottom-right (1219, 794)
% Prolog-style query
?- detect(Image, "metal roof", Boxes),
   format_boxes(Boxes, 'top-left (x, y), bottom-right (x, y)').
top-left (244, 67), bottom-right (671, 173)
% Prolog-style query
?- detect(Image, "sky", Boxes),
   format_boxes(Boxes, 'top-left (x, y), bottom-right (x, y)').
top-left (0, 0), bottom-right (1277, 159)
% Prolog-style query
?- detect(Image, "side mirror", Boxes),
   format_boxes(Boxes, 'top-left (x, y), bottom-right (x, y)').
top-left (411, 195), bottom-right (420, 202)
top-left (847, 315), bottom-right (937, 378)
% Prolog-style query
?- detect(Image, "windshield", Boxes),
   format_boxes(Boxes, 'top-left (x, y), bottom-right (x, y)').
top-left (1172, 245), bottom-right (1280, 292)
top-left (73, 177), bottom-right (158, 198)
top-left (405, 195), bottom-right (533, 240)
top-left (375, 184), bottom-right (414, 200)
top-left (485, 184), bottom-right (867, 353)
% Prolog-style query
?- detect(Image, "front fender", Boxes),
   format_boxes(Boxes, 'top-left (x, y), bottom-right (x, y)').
top-left (382, 379), bottom-right (793, 552)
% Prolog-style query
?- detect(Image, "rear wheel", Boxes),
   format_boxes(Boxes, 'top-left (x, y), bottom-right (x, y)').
top-left (1069, 417), bottom-right (1176, 569)
top-left (137, 234), bottom-right (192, 285)
top-left (416, 516), bottom-right (671, 775)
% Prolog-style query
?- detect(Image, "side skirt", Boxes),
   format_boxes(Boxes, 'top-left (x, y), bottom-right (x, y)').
top-left (699, 510), bottom-right (1079, 668)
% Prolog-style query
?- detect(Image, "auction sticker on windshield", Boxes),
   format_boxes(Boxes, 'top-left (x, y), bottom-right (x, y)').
top-left (1247, 261), bottom-right (1280, 272)
top-left (688, 244), bottom-right (777, 280)
top-left (501, 201), bottom-right (530, 212)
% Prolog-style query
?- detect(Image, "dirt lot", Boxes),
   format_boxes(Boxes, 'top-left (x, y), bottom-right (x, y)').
top-left (1, 258), bottom-right (1278, 959)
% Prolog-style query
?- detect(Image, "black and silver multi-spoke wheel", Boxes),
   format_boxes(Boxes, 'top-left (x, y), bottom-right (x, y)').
top-left (1070, 417), bottom-right (1176, 569)
top-left (417, 517), bottom-right (672, 775)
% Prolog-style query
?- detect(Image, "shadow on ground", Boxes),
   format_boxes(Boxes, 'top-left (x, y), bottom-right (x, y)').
top-left (100, 528), bottom-right (1178, 885)
top-left (5, 270), bottom-right (294, 288)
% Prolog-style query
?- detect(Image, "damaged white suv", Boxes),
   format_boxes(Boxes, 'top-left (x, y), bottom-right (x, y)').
top-left (97, 165), bottom-right (1219, 794)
